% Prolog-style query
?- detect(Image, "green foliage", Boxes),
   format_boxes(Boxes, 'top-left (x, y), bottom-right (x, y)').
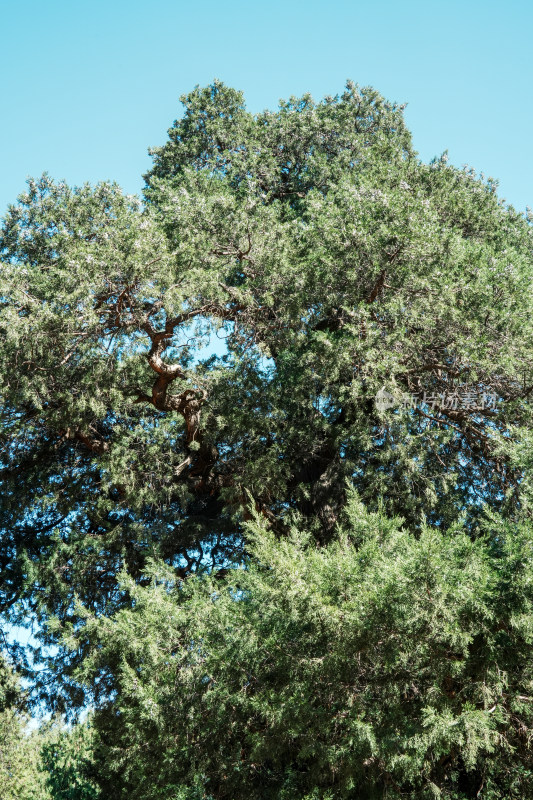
top-left (0, 655), bottom-right (51, 800)
top-left (0, 710), bottom-right (52, 800)
top-left (1, 80), bottom-right (533, 796)
top-left (41, 719), bottom-right (101, 800)
top-left (72, 494), bottom-right (533, 798)
top-left (1, 84), bottom-right (532, 661)
top-left (0, 656), bottom-right (100, 800)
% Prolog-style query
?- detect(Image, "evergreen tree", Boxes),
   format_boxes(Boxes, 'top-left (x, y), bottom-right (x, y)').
top-left (1, 82), bottom-right (533, 796)
top-left (41, 719), bottom-right (101, 800)
top-left (0, 654), bottom-right (51, 799)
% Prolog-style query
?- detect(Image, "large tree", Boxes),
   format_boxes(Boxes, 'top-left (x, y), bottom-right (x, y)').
top-left (1, 81), bottom-right (532, 708)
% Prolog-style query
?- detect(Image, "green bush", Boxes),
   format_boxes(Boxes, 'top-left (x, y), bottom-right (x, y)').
top-left (76, 495), bottom-right (533, 798)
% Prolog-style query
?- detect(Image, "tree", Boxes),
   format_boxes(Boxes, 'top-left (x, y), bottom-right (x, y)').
top-left (0, 654), bottom-right (99, 800)
top-left (0, 654), bottom-right (51, 799)
top-left (41, 719), bottom-right (101, 800)
top-left (1, 80), bottom-right (532, 711)
top-left (73, 495), bottom-right (533, 799)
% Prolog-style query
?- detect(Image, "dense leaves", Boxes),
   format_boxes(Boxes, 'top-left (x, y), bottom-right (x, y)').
top-left (0, 655), bottom-right (100, 798)
top-left (73, 495), bottom-right (533, 799)
top-left (41, 720), bottom-right (101, 800)
top-left (0, 656), bottom-right (51, 799)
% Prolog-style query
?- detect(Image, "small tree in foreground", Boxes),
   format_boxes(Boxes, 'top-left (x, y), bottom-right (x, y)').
top-left (0, 656), bottom-right (51, 800)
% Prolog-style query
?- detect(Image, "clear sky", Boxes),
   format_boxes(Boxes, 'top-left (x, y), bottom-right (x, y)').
top-left (1, 0), bottom-right (532, 214)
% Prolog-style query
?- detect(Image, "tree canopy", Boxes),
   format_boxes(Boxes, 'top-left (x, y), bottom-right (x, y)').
top-left (1, 80), bottom-right (533, 797)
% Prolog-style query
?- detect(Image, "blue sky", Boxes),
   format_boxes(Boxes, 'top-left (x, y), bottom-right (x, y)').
top-left (1, 0), bottom-right (532, 216)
